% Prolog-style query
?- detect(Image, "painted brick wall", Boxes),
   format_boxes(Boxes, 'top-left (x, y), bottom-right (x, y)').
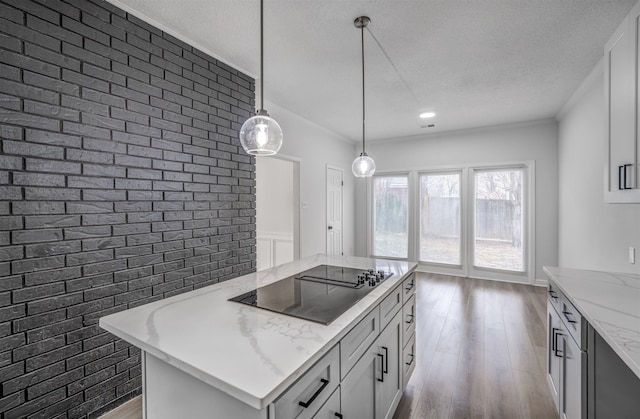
top-left (0, 0), bottom-right (257, 417)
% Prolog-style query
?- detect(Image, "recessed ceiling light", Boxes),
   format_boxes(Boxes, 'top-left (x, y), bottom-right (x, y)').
top-left (419, 112), bottom-right (436, 119)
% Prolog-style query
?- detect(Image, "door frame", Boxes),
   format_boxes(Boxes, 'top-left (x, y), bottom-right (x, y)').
top-left (326, 165), bottom-right (344, 256)
top-left (258, 153), bottom-right (302, 261)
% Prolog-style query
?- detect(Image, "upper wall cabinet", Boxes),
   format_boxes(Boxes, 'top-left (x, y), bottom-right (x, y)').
top-left (605, 2), bottom-right (640, 203)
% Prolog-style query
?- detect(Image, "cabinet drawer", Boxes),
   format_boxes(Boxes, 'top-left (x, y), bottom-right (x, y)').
top-left (380, 285), bottom-right (402, 331)
top-left (402, 273), bottom-right (416, 305)
top-left (340, 307), bottom-right (380, 380)
top-left (402, 294), bottom-right (416, 349)
top-left (274, 345), bottom-right (340, 419)
top-left (402, 332), bottom-right (416, 389)
top-left (311, 386), bottom-right (341, 419)
top-left (547, 282), bottom-right (562, 312)
top-left (560, 296), bottom-right (583, 347)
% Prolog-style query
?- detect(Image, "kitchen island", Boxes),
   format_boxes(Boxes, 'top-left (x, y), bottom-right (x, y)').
top-left (100, 254), bottom-right (418, 418)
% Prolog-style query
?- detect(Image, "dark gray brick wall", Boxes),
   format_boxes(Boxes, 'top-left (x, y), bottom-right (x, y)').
top-left (0, 0), bottom-right (256, 417)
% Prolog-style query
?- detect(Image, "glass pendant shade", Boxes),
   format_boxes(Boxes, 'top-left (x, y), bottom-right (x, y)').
top-left (239, 112), bottom-right (283, 156)
top-left (352, 153), bottom-right (376, 177)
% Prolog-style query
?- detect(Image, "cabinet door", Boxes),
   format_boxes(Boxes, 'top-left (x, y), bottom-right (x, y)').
top-left (547, 304), bottom-right (562, 412)
top-left (340, 344), bottom-right (378, 419)
top-left (402, 332), bottom-right (416, 389)
top-left (560, 334), bottom-right (582, 419)
top-left (312, 386), bottom-right (341, 419)
top-left (605, 13), bottom-right (635, 193)
top-left (376, 311), bottom-right (403, 419)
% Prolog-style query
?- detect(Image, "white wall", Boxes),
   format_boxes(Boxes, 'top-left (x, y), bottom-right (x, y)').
top-left (354, 120), bottom-right (560, 281)
top-left (265, 100), bottom-right (357, 257)
top-left (557, 64), bottom-right (640, 274)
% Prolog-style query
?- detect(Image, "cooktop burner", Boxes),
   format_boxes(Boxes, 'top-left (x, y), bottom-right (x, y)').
top-left (229, 265), bottom-right (393, 325)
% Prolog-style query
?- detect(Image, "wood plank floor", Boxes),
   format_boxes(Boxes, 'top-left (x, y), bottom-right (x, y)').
top-left (101, 272), bottom-right (557, 419)
top-left (393, 272), bottom-right (558, 419)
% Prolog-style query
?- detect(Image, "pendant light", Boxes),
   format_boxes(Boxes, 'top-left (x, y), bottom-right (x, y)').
top-left (239, 0), bottom-right (283, 156)
top-left (352, 16), bottom-right (376, 178)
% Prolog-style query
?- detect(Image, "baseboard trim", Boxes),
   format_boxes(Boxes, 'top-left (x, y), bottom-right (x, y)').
top-left (534, 277), bottom-right (548, 287)
top-left (97, 395), bottom-right (142, 419)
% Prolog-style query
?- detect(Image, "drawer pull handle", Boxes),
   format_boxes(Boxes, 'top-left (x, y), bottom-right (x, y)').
top-left (377, 353), bottom-right (385, 382)
top-left (405, 314), bottom-right (414, 324)
top-left (562, 311), bottom-right (577, 324)
top-left (298, 378), bottom-right (329, 408)
top-left (552, 328), bottom-right (563, 358)
top-left (406, 353), bottom-right (414, 366)
top-left (548, 290), bottom-right (558, 299)
top-left (381, 346), bottom-right (389, 374)
top-left (405, 281), bottom-right (414, 292)
top-left (335, 414), bottom-right (343, 418)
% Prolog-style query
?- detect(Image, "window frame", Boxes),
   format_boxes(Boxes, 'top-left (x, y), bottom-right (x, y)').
top-left (467, 163), bottom-right (535, 283)
top-left (367, 171), bottom-right (412, 261)
top-left (417, 169), bottom-right (465, 269)
top-left (367, 161), bottom-right (536, 284)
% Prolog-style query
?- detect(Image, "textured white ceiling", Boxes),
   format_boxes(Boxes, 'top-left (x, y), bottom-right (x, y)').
top-left (109, 0), bottom-right (636, 142)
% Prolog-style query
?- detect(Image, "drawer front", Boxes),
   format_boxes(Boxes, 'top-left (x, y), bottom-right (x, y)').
top-left (311, 386), bottom-right (341, 419)
top-left (380, 285), bottom-right (402, 330)
top-left (560, 295), bottom-right (583, 346)
top-left (402, 332), bottom-right (416, 389)
top-left (402, 294), bottom-right (416, 348)
top-left (402, 273), bottom-right (416, 305)
top-left (340, 307), bottom-right (380, 380)
top-left (547, 281), bottom-right (562, 312)
top-left (274, 345), bottom-right (340, 419)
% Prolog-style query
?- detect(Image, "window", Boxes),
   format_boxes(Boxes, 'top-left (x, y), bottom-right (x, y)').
top-left (369, 163), bottom-right (532, 282)
top-left (473, 168), bottom-right (524, 272)
top-left (419, 173), bottom-right (461, 265)
top-left (372, 175), bottom-right (409, 258)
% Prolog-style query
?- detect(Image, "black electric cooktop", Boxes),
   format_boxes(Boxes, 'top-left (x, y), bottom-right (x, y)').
top-left (229, 265), bottom-right (393, 325)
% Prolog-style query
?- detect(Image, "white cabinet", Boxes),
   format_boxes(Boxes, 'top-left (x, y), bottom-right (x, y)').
top-left (604, 2), bottom-right (640, 203)
top-left (340, 307), bottom-right (380, 380)
top-left (377, 311), bottom-right (403, 419)
top-left (546, 284), bottom-right (585, 419)
top-left (560, 333), bottom-right (582, 419)
top-left (341, 310), bottom-right (402, 419)
top-left (402, 333), bottom-right (416, 389)
top-left (340, 340), bottom-right (378, 419)
top-left (400, 273), bottom-right (416, 389)
top-left (547, 302), bottom-right (562, 410)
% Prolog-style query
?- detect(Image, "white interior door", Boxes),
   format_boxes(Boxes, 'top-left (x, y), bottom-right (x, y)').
top-left (326, 166), bottom-right (343, 256)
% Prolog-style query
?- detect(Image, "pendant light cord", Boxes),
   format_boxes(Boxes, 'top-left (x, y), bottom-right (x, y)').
top-left (361, 24), bottom-right (366, 154)
top-left (260, 0), bottom-right (264, 111)
top-left (367, 28), bottom-right (421, 107)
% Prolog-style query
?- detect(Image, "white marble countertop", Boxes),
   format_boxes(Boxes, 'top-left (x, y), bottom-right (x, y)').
top-left (543, 266), bottom-right (640, 379)
top-left (100, 254), bottom-right (417, 409)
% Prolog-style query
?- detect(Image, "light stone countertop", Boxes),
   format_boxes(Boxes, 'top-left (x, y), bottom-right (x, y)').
top-left (543, 266), bottom-right (640, 379)
top-left (100, 254), bottom-right (417, 409)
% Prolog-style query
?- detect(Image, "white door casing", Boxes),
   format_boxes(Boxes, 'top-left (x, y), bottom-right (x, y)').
top-left (326, 166), bottom-right (343, 256)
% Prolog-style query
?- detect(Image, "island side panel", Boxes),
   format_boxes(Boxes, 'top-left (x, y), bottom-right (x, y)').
top-left (143, 352), bottom-right (268, 419)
